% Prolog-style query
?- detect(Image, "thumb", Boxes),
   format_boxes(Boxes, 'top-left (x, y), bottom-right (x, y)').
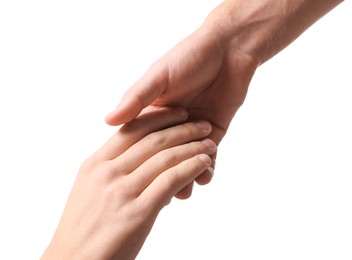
top-left (105, 62), bottom-right (169, 126)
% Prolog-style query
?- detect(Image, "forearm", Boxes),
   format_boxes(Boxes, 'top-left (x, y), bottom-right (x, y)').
top-left (205, 0), bottom-right (343, 65)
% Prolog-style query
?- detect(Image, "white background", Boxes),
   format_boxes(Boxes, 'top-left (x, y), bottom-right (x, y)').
top-left (0, 1), bottom-right (351, 259)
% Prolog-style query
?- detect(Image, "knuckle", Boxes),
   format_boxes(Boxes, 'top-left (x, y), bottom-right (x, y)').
top-left (78, 163), bottom-right (120, 198)
top-left (158, 149), bottom-right (178, 166)
top-left (182, 122), bottom-right (197, 136)
top-left (111, 179), bottom-right (139, 200)
top-left (161, 172), bottom-right (180, 191)
top-left (90, 162), bottom-right (117, 184)
top-left (80, 156), bottom-right (98, 173)
top-left (145, 132), bottom-right (167, 147)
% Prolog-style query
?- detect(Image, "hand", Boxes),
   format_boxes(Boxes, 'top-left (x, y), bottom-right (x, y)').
top-left (104, 0), bottom-right (342, 185)
top-left (41, 108), bottom-right (216, 260)
top-left (105, 17), bottom-right (258, 184)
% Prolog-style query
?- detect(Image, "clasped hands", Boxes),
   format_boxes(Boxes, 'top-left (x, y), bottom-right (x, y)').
top-left (42, 10), bottom-right (257, 259)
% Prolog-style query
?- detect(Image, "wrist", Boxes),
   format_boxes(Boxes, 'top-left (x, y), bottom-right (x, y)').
top-left (204, 0), bottom-right (278, 65)
top-left (204, 0), bottom-right (343, 65)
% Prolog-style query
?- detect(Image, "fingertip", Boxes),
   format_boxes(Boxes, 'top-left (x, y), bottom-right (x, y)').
top-left (174, 182), bottom-right (194, 200)
top-left (198, 154), bottom-right (212, 166)
top-left (104, 109), bottom-right (119, 125)
top-left (195, 167), bottom-right (214, 185)
top-left (201, 139), bottom-right (217, 153)
top-left (104, 102), bottom-right (140, 126)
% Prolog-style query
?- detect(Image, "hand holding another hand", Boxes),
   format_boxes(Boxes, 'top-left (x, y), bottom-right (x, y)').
top-left (42, 108), bottom-right (216, 260)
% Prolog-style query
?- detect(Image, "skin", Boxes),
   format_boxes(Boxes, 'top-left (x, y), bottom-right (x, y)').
top-left (105, 0), bottom-right (343, 194)
top-left (41, 108), bottom-right (216, 260)
top-left (42, 1), bottom-right (344, 259)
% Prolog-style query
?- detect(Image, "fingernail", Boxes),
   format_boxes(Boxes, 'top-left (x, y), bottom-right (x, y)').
top-left (201, 139), bottom-right (216, 150)
top-left (198, 154), bottom-right (211, 165)
top-left (195, 121), bottom-right (210, 130)
top-left (172, 108), bottom-right (187, 117)
top-left (207, 167), bottom-right (214, 175)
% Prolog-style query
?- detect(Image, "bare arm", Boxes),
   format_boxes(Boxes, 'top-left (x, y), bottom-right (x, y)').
top-left (206, 0), bottom-right (343, 65)
top-left (105, 0), bottom-right (344, 189)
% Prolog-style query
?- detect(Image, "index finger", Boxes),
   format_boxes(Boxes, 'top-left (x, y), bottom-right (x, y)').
top-left (95, 107), bottom-right (187, 161)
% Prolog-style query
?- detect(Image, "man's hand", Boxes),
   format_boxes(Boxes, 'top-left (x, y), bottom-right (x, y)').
top-left (105, 22), bottom-right (258, 183)
top-left (105, 0), bottom-right (342, 185)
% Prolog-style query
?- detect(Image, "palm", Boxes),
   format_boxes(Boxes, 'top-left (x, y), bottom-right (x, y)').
top-left (157, 51), bottom-right (256, 145)
top-left (105, 27), bottom-right (257, 189)
top-left (131, 28), bottom-right (256, 145)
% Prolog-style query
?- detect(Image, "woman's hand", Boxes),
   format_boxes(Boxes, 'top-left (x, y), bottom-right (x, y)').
top-left (41, 108), bottom-right (216, 260)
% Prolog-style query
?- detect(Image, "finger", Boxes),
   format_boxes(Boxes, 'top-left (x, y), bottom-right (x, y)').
top-left (105, 62), bottom-right (169, 126)
top-left (195, 152), bottom-right (216, 185)
top-left (140, 154), bottom-right (212, 211)
top-left (175, 157), bottom-right (215, 199)
top-left (94, 107), bottom-right (187, 161)
top-left (176, 150), bottom-right (216, 197)
top-left (126, 139), bottom-right (216, 196)
top-left (195, 167), bottom-right (215, 185)
top-left (112, 121), bottom-right (213, 173)
top-left (174, 182), bottom-right (194, 200)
